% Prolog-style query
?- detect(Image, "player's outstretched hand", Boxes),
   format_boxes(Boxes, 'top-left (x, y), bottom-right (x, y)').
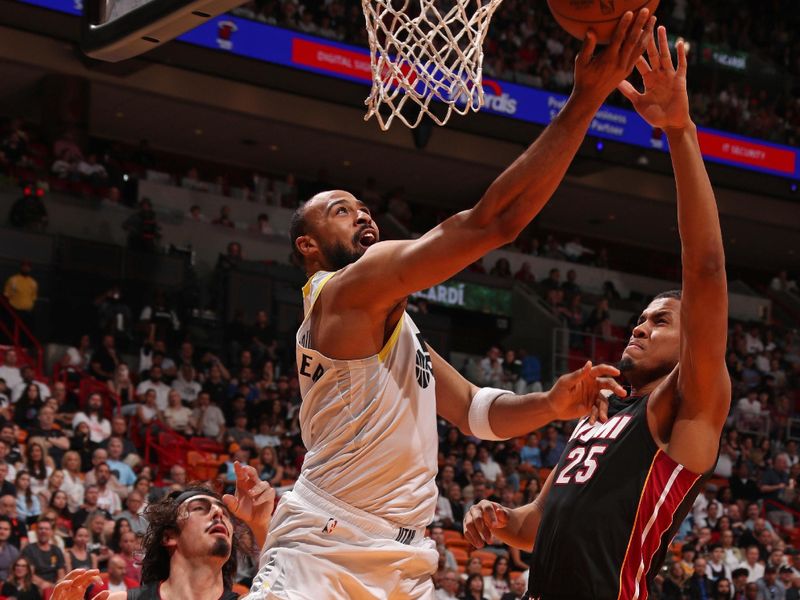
top-left (617, 26), bottom-right (691, 131)
top-left (545, 361), bottom-right (627, 424)
top-left (573, 9), bottom-right (657, 103)
top-left (52, 569), bottom-right (108, 600)
top-left (223, 461), bottom-right (276, 547)
top-left (464, 500), bottom-right (510, 549)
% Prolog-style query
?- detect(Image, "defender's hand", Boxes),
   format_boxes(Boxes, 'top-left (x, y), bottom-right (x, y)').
top-left (545, 362), bottom-right (627, 424)
top-left (52, 570), bottom-right (108, 600)
top-left (617, 26), bottom-right (691, 131)
top-left (464, 500), bottom-right (510, 549)
top-left (573, 9), bottom-right (657, 103)
top-left (223, 461), bottom-right (276, 538)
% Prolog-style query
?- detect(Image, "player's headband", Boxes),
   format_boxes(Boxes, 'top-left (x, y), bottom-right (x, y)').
top-left (172, 490), bottom-right (222, 508)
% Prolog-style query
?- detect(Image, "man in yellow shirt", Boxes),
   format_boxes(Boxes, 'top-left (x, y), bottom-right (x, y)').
top-left (3, 260), bottom-right (38, 333)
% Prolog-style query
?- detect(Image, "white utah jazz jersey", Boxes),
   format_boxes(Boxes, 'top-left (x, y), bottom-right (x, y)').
top-left (295, 270), bottom-right (439, 529)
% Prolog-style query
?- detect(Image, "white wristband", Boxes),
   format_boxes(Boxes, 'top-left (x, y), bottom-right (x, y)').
top-left (468, 387), bottom-right (510, 441)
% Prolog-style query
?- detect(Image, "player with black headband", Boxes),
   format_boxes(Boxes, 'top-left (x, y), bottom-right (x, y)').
top-left (51, 462), bottom-right (273, 600)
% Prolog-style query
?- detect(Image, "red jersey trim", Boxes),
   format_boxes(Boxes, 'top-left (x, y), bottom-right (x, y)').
top-left (617, 450), bottom-right (701, 600)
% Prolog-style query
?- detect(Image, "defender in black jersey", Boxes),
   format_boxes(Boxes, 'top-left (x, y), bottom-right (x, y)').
top-left (51, 464), bottom-right (274, 600)
top-left (465, 26), bottom-right (731, 600)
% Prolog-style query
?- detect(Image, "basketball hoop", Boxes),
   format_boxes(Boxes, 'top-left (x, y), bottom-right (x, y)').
top-left (362, 0), bottom-right (505, 130)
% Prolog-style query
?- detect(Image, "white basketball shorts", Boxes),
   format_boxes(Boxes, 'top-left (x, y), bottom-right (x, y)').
top-left (244, 476), bottom-right (438, 600)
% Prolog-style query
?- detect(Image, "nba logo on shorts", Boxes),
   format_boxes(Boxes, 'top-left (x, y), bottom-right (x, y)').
top-left (216, 20), bottom-right (237, 51)
top-left (322, 517), bottom-right (337, 534)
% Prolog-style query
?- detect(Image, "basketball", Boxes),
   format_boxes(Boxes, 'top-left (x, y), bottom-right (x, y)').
top-left (547, 0), bottom-right (661, 44)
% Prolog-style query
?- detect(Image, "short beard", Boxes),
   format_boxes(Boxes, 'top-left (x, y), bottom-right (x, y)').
top-left (210, 538), bottom-right (230, 558)
top-left (321, 240), bottom-right (363, 271)
top-left (618, 357), bottom-right (635, 372)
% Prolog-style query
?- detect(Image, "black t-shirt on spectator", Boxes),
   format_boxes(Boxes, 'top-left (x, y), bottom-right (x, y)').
top-left (21, 543), bottom-right (64, 583)
top-left (202, 380), bottom-right (227, 406)
top-left (1, 581), bottom-right (41, 600)
top-left (6, 518), bottom-right (27, 549)
top-left (91, 347), bottom-right (118, 381)
top-left (0, 480), bottom-right (15, 497)
top-left (27, 428), bottom-right (68, 464)
top-left (729, 475), bottom-right (761, 503)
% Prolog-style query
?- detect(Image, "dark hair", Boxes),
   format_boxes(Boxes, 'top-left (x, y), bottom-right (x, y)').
top-left (491, 554), bottom-right (510, 582)
top-left (110, 517), bottom-right (131, 553)
top-left (288, 201), bottom-right (309, 264)
top-left (653, 290), bottom-right (682, 301)
top-left (139, 484), bottom-right (245, 588)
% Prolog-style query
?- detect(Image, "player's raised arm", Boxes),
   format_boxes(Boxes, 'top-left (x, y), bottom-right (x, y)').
top-left (618, 28), bottom-right (731, 474)
top-left (429, 346), bottom-right (625, 438)
top-left (297, 10), bottom-right (655, 311)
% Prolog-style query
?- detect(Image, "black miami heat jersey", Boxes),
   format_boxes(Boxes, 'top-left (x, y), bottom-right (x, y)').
top-left (528, 395), bottom-right (707, 600)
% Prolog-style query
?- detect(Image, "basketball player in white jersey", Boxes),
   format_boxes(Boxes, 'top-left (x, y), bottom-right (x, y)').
top-left (247, 9), bottom-right (656, 600)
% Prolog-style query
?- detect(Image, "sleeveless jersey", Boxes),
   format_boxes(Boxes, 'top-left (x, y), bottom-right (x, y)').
top-left (529, 394), bottom-right (707, 600)
top-left (127, 583), bottom-right (237, 600)
top-left (295, 271), bottom-right (439, 528)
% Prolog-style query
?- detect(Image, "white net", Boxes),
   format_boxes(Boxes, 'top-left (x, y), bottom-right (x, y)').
top-left (362, 0), bottom-right (505, 130)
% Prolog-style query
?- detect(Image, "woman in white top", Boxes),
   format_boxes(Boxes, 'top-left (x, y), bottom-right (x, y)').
top-left (108, 363), bottom-right (135, 407)
top-left (160, 389), bottom-right (193, 434)
top-left (24, 442), bottom-right (53, 497)
top-left (137, 388), bottom-right (159, 425)
top-left (483, 555), bottom-right (512, 600)
top-left (59, 450), bottom-right (85, 511)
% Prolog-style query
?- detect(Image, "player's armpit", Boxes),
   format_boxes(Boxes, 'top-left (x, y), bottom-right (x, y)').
top-left (428, 345), bottom-right (478, 435)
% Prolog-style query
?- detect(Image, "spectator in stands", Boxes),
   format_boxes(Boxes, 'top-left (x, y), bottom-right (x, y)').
top-left (92, 463), bottom-right (121, 516)
top-left (104, 438), bottom-right (135, 488)
top-left (95, 553), bottom-right (139, 595)
top-left (0, 495), bottom-right (27, 549)
top-left (561, 269), bottom-right (581, 298)
top-left (64, 526), bottom-right (97, 572)
top-left (484, 555), bottom-right (511, 600)
top-left (116, 530), bottom-right (141, 582)
top-left (760, 453), bottom-right (795, 527)
top-left (21, 517), bottom-right (63, 591)
top-left (540, 425), bottom-right (566, 469)
top-left (190, 391), bottom-right (226, 441)
top-left (3, 260), bottom-right (37, 333)
top-left (0, 516), bottom-right (19, 580)
top-left (115, 491), bottom-right (147, 535)
top-left (1, 557), bottom-right (40, 600)
top-left (738, 545), bottom-right (765, 583)
top-left (685, 556), bottom-right (714, 598)
top-left (437, 569), bottom-right (460, 600)
top-left (490, 259), bottom-right (512, 279)
top-left (757, 565), bottom-right (786, 599)
top-left (479, 346), bottom-right (504, 388)
top-left (7, 187), bottom-right (47, 232)
top-left (59, 451), bottom-right (83, 512)
top-left (13, 383), bottom-right (45, 429)
top-left (251, 213), bottom-right (274, 235)
top-left (29, 407), bottom-right (69, 465)
top-left (213, 205), bottom-right (235, 228)
top-left (771, 270), bottom-right (798, 294)
top-left (77, 153), bottom-right (108, 187)
top-left (90, 334), bottom-right (121, 382)
top-left (540, 268), bottom-right (561, 296)
top-left (181, 167), bottom-right (207, 191)
top-left (72, 393), bottom-right (111, 444)
top-left (513, 262), bottom-right (535, 284)
top-left (172, 363), bottom-right (201, 404)
top-left (500, 575), bottom-right (527, 600)
top-left (584, 297), bottom-right (612, 339)
top-left (0, 349), bottom-right (22, 391)
top-left (14, 472), bottom-right (40, 523)
top-left (476, 446), bottom-right (503, 484)
top-left (122, 198), bottom-right (160, 253)
top-left (136, 365), bottom-right (170, 412)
